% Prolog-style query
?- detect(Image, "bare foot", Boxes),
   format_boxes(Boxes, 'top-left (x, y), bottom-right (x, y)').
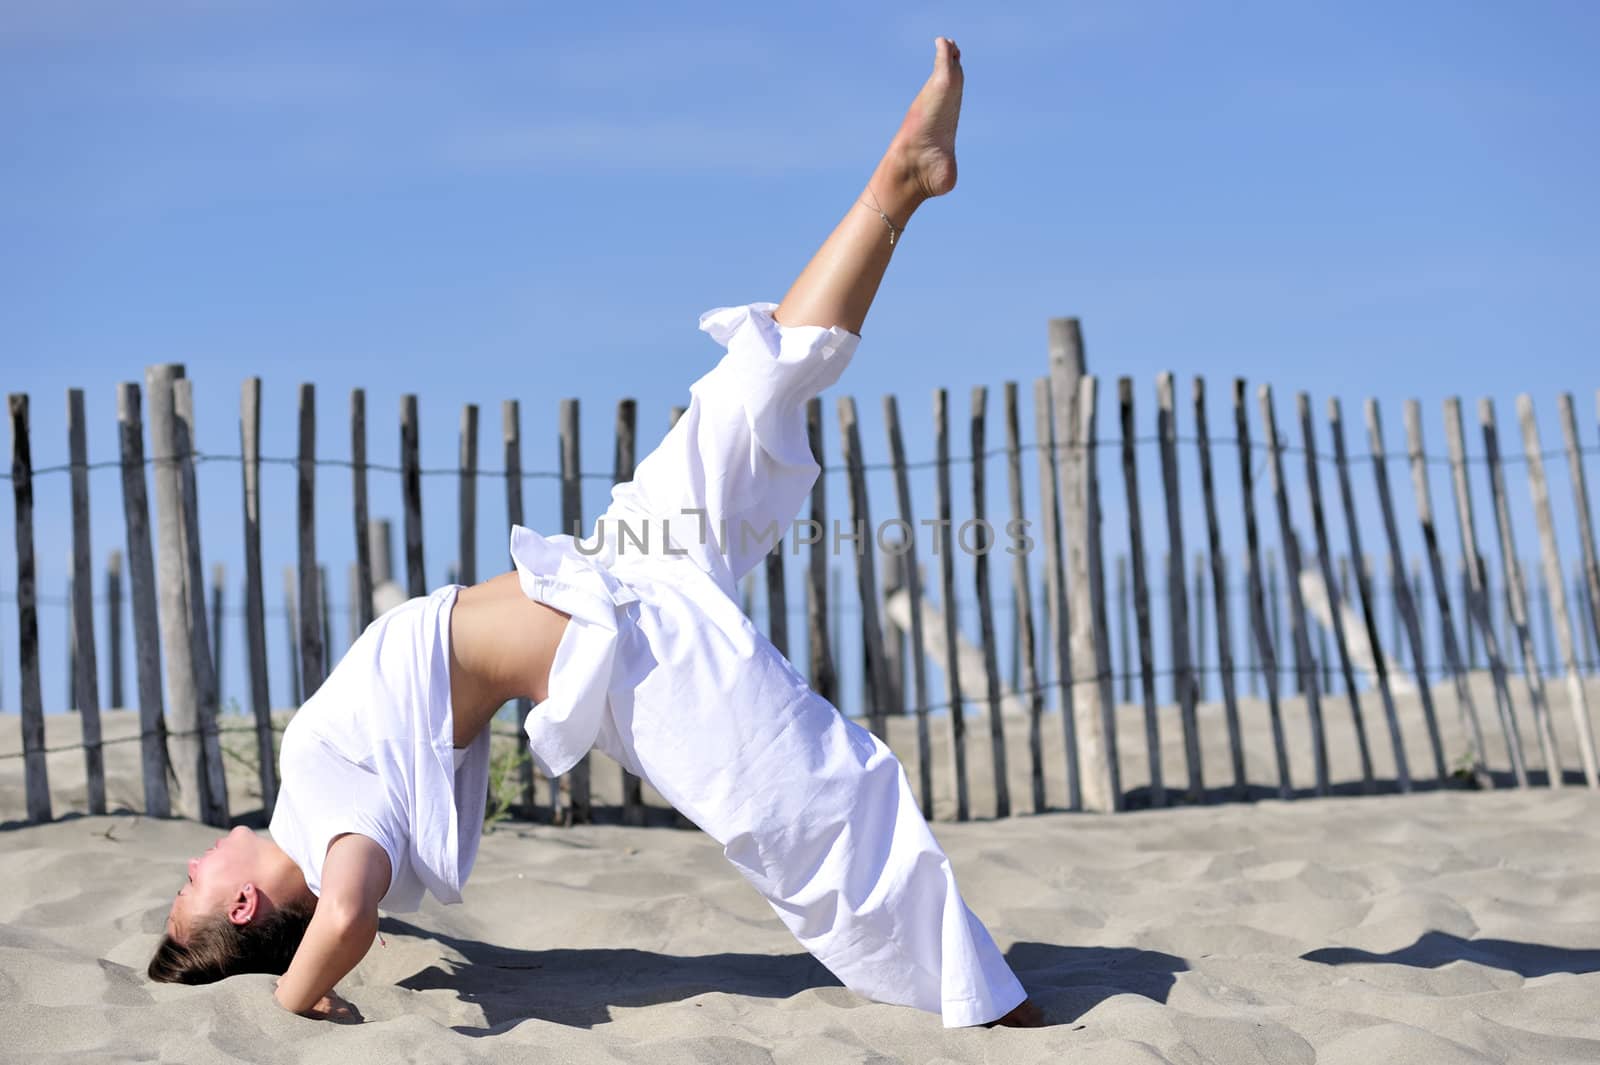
top-left (895, 37), bottom-right (963, 200)
top-left (870, 37), bottom-right (963, 216)
top-left (986, 998), bottom-right (1047, 1028)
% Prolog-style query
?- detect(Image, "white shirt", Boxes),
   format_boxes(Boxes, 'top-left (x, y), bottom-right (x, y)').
top-left (269, 586), bottom-right (489, 912)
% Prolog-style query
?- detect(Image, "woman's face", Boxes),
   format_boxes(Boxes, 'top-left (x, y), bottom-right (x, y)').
top-left (165, 826), bottom-right (266, 941)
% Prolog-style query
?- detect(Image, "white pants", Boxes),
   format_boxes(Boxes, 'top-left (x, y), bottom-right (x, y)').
top-left (585, 304), bottom-right (1027, 1026)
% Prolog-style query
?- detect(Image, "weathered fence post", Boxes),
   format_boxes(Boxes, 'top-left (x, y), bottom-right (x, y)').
top-left (1165, 570), bottom-right (1177, 692)
top-left (1557, 394), bottom-right (1600, 678)
top-left (370, 520), bottom-right (394, 590)
top-left (351, 390), bottom-right (374, 633)
top-left (1259, 384), bottom-right (1329, 795)
top-left (173, 379), bottom-right (228, 823)
top-left (1479, 398), bottom-right (1561, 785)
top-left (766, 550), bottom-right (792, 655)
top-left (1002, 382), bottom-right (1045, 814)
top-left (558, 397), bottom-right (590, 824)
top-left (837, 396), bottom-right (893, 743)
top-left (401, 394), bottom-right (426, 598)
top-left (296, 384), bottom-right (324, 701)
top-left (345, 566), bottom-right (358, 647)
top-left (502, 399), bottom-right (537, 818)
top-left (764, 448), bottom-right (790, 662)
top-left (67, 574), bottom-right (77, 712)
top-left (282, 566), bottom-right (302, 706)
top-left (459, 404), bottom-right (479, 587)
top-left (240, 379), bottom-right (274, 811)
top-left (831, 567), bottom-right (844, 693)
top-left (1335, 397), bottom-right (1423, 788)
top-left (805, 398), bottom-right (837, 705)
top-left (880, 549), bottom-right (904, 714)
top-left (1075, 376), bottom-right (1121, 810)
top-left (1463, 558), bottom-right (1485, 670)
top-left (1008, 573), bottom-right (1021, 693)
top-left (1367, 399), bottom-right (1479, 785)
top-left (67, 388), bottom-right (107, 814)
top-left (1235, 383), bottom-right (1291, 797)
top-left (117, 382), bottom-right (170, 817)
top-left (9, 394), bottom-right (51, 822)
top-left (1051, 322), bottom-right (1115, 810)
top-left (1410, 557), bottom-right (1428, 674)
top-left (1194, 377), bottom-right (1246, 797)
top-left (1316, 604), bottom-right (1333, 696)
top-left (1267, 546), bottom-right (1285, 687)
top-left (1580, 566), bottom-right (1600, 670)
top-left (1157, 373), bottom-right (1202, 801)
top-left (1116, 555), bottom-right (1131, 703)
top-left (1517, 395), bottom-right (1599, 787)
top-left (148, 367), bottom-right (216, 824)
top-left (883, 394), bottom-right (935, 817)
top-left (317, 565), bottom-right (332, 673)
top-left (1033, 377), bottom-right (1080, 810)
top-left (1119, 377), bottom-right (1164, 806)
top-left (1441, 397), bottom-right (1527, 785)
top-left (209, 563), bottom-right (225, 703)
top-left (1193, 554), bottom-right (1207, 703)
top-left (933, 387), bottom-right (970, 820)
top-left (610, 398), bottom-right (645, 826)
top-left (1039, 575), bottom-right (1052, 690)
top-left (1243, 551), bottom-right (1260, 696)
top-left (1298, 393), bottom-right (1380, 789)
top-left (968, 387), bottom-right (1010, 816)
top-left (1386, 556), bottom-right (1403, 668)
top-left (107, 551), bottom-right (124, 710)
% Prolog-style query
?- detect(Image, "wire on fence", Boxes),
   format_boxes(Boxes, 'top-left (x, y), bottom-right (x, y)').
top-left (5, 658), bottom-right (1592, 763)
top-left (5, 437), bottom-right (1598, 485)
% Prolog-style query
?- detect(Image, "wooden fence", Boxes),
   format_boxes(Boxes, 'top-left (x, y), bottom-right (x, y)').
top-left (5, 328), bottom-right (1600, 829)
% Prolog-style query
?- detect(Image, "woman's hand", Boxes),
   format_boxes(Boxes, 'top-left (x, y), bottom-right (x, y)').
top-left (272, 835), bottom-right (388, 1018)
top-left (277, 982), bottom-right (362, 1022)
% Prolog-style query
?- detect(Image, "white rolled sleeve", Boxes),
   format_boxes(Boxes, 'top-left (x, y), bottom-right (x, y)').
top-left (605, 302), bottom-right (858, 595)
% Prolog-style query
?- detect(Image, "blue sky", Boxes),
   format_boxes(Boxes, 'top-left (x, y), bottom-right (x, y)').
top-left (3, 1), bottom-right (1599, 722)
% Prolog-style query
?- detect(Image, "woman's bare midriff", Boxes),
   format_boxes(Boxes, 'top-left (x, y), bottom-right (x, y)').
top-left (447, 572), bottom-right (570, 748)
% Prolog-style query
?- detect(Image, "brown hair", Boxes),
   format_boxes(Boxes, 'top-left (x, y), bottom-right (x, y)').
top-left (147, 898), bottom-right (316, 984)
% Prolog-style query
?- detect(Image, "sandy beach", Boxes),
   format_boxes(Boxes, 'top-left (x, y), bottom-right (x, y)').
top-left (4, 677), bottom-right (1599, 1063)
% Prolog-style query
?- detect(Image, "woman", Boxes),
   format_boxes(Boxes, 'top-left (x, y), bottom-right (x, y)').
top-left (151, 37), bottom-right (1041, 1029)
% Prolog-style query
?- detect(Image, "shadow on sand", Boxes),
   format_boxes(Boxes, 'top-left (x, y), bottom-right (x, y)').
top-left (1302, 930), bottom-right (1600, 977)
top-left (387, 920), bottom-right (1185, 1033)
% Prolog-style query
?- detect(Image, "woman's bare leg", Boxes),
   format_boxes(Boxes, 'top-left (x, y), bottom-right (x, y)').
top-left (774, 37), bottom-right (964, 336)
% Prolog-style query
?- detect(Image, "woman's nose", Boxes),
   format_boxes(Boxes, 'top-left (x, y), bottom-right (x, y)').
top-left (188, 858), bottom-right (198, 878)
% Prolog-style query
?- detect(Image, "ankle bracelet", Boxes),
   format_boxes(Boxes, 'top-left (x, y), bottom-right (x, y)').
top-left (859, 188), bottom-right (905, 246)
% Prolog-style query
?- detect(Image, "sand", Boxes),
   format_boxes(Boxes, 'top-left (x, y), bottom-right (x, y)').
top-left (3, 676), bottom-right (1600, 1063)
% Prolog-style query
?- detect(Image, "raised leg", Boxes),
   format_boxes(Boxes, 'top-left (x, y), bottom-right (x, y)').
top-left (774, 37), bottom-right (964, 336)
top-left (604, 38), bottom-right (968, 592)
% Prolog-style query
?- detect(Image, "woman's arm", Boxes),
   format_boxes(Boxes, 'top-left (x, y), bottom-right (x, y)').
top-left (273, 833), bottom-right (392, 1017)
